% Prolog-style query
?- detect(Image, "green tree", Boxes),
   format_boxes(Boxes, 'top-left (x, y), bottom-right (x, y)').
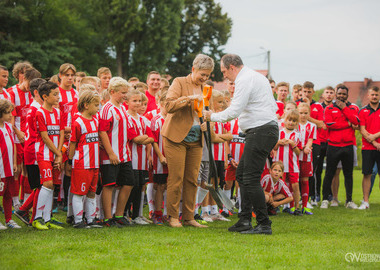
top-left (167, 0), bottom-right (232, 80)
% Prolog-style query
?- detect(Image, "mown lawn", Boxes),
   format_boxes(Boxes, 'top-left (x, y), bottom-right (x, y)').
top-left (1, 170), bottom-right (379, 269)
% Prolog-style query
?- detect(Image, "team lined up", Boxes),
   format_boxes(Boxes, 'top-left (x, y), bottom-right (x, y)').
top-left (0, 60), bottom-right (379, 230)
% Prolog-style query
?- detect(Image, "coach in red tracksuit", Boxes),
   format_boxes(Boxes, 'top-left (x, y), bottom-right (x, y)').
top-left (321, 84), bottom-right (359, 209)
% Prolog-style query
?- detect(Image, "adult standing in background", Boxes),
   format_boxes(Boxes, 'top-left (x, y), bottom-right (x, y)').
top-left (162, 54), bottom-right (214, 228)
top-left (204, 54), bottom-right (278, 235)
top-left (145, 71), bottom-right (161, 113)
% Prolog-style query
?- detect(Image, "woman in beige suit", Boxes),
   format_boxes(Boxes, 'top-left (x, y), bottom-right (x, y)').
top-left (161, 54), bottom-right (214, 227)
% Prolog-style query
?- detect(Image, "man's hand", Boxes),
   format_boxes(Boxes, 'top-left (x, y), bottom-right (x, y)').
top-left (335, 99), bottom-right (347, 109)
top-left (304, 146), bottom-right (311, 155)
top-left (204, 110), bottom-right (212, 121)
top-left (373, 141), bottom-right (380, 151)
top-left (367, 133), bottom-right (377, 143)
top-left (16, 131), bottom-right (25, 143)
top-left (54, 155), bottom-right (63, 170)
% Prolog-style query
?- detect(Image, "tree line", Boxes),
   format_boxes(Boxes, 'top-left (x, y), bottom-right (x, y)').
top-left (0, 0), bottom-right (232, 84)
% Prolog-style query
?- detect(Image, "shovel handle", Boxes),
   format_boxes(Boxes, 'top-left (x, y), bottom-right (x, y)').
top-left (193, 99), bottom-right (203, 118)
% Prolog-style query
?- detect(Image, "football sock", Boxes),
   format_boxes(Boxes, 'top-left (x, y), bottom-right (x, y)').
top-left (179, 200), bottom-right (182, 216)
top-left (72, 194), bottom-right (84, 224)
top-left (31, 188), bottom-right (40, 222)
top-left (111, 189), bottom-right (119, 216)
top-left (222, 189), bottom-right (231, 213)
top-left (201, 205), bottom-right (209, 216)
top-left (86, 197), bottom-right (97, 223)
top-left (53, 184), bottom-right (60, 210)
top-left (43, 188), bottom-right (54, 222)
top-left (301, 180), bottom-right (309, 208)
top-left (20, 189), bottom-right (35, 211)
top-left (147, 183), bottom-right (155, 213)
top-left (139, 191), bottom-right (144, 217)
top-left (95, 192), bottom-right (103, 219)
top-left (67, 190), bottom-right (74, 217)
top-left (12, 196), bottom-right (20, 207)
top-left (210, 205), bottom-right (218, 215)
top-left (3, 189), bottom-right (13, 223)
top-left (237, 188), bottom-right (241, 213)
top-left (63, 175), bottom-right (71, 207)
top-left (35, 186), bottom-right (51, 220)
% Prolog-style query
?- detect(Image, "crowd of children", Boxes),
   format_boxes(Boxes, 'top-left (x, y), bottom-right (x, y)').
top-left (0, 60), bottom-right (379, 230)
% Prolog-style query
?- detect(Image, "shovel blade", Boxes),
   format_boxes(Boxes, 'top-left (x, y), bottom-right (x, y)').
top-left (205, 183), bottom-right (235, 212)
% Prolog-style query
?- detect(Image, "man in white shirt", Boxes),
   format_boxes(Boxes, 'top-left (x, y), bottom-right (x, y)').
top-left (204, 54), bottom-right (278, 235)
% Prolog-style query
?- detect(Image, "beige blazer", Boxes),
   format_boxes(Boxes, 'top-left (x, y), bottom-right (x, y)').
top-left (161, 74), bottom-right (204, 143)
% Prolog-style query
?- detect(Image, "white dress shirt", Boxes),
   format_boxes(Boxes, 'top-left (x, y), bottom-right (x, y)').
top-left (211, 66), bottom-right (277, 132)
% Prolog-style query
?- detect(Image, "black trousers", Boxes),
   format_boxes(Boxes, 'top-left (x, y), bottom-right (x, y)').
top-left (308, 143), bottom-right (321, 199)
top-left (236, 121), bottom-right (278, 225)
top-left (315, 142), bottom-right (328, 198)
top-left (322, 145), bottom-right (354, 203)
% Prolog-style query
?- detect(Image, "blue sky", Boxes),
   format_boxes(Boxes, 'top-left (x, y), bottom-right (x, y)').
top-left (215, 0), bottom-right (380, 89)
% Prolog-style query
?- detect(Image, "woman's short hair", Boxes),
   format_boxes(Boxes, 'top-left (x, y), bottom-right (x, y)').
top-left (193, 54), bottom-right (214, 71)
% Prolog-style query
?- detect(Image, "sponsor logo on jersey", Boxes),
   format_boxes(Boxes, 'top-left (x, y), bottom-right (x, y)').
top-left (86, 132), bottom-right (99, 143)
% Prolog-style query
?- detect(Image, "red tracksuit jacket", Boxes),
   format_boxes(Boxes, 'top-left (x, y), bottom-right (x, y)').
top-left (324, 102), bottom-right (359, 147)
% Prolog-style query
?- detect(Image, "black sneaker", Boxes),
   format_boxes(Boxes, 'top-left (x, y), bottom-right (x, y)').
top-left (266, 205), bottom-right (277, 216)
top-left (114, 216), bottom-right (133, 226)
top-left (293, 209), bottom-right (303, 216)
top-left (103, 219), bottom-right (122, 228)
top-left (194, 214), bottom-right (204, 221)
top-left (221, 211), bottom-right (230, 218)
top-left (240, 224), bottom-right (272, 235)
top-left (228, 219), bottom-right (252, 232)
top-left (15, 209), bottom-right (30, 225)
top-left (87, 221), bottom-right (103, 228)
top-left (73, 221), bottom-right (89, 229)
top-left (66, 215), bottom-right (74, 225)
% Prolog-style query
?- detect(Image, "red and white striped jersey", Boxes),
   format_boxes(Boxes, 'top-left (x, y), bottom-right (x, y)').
top-left (212, 122), bottom-right (231, 161)
top-left (99, 102), bottom-right (132, 164)
top-left (277, 118), bottom-right (285, 129)
top-left (298, 121), bottom-right (317, 162)
top-left (0, 88), bottom-right (10, 100)
top-left (261, 174), bottom-right (292, 198)
top-left (127, 113), bottom-right (153, 170)
top-left (276, 100), bottom-right (284, 117)
top-left (0, 122), bottom-right (15, 178)
top-left (151, 113), bottom-right (168, 174)
top-left (229, 119), bottom-right (245, 163)
top-left (35, 107), bottom-right (62, 162)
top-left (8, 85), bottom-right (33, 143)
top-left (273, 128), bottom-right (302, 173)
top-left (71, 115), bottom-right (99, 169)
top-left (144, 108), bottom-right (160, 121)
top-left (261, 158), bottom-right (271, 177)
top-left (24, 101), bottom-right (41, 165)
top-left (59, 87), bottom-right (78, 129)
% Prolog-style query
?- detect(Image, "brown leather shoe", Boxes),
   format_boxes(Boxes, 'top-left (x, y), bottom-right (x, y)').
top-left (183, 220), bottom-right (208, 228)
top-left (168, 218), bottom-right (182, 228)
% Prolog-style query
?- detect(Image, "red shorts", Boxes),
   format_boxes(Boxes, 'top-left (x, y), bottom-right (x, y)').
top-left (299, 161), bottom-right (313, 178)
top-left (0, 177), bottom-right (14, 196)
top-left (225, 164), bottom-right (236, 181)
top-left (71, 168), bottom-right (99, 195)
top-left (16, 143), bottom-right (24, 165)
top-left (283, 172), bottom-right (299, 184)
top-left (38, 161), bottom-right (61, 185)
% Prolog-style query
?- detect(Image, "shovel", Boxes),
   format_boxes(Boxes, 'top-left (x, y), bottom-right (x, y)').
top-left (194, 91), bottom-right (235, 212)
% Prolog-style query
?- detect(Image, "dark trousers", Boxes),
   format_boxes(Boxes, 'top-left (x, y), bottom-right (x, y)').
top-left (236, 121), bottom-right (278, 225)
top-left (322, 145), bottom-right (354, 202)
top-left (315, 142), bottom-right (328, 198)
top-left (308, 143), bottom-right (320, 199)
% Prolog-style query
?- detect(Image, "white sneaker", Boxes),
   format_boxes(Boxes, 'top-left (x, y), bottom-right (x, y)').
top-left (201, 214), bottom-right (213, 222)
top-left (140, 216), bottom-right (153, 224)
top-left (6, 219), bottom-right (22, 229)
top-left (310, 199), bottom-right (318, 206)
top-left (358, 201), bottom-right (369, 210)
top-left (330, 200), bottom-right (339, 207)
top-left (320, 200), bottom-right (329, 209)
top-left (306, 202), bottom-right (314, 209)
top-left (210, 213), bottom-right (231, 222)
top-left (132, 217), bottom-right (149, 225)
top-left (345, 201), bottom-right (358, 209)
top-left (0, 222), bottom-right (7, 230)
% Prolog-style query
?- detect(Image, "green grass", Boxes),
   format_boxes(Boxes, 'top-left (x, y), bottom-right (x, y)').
top-left (1, 170), bottom-right (379, 269)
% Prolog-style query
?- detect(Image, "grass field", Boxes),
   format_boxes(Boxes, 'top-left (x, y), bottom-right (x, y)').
top-left (1, 170), bottom-right (379, 269)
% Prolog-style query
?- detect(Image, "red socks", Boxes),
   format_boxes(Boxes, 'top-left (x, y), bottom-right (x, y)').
top-left (301, 180), bottom-right (309, 209)
top-left (19, 189), bottom-right (35, 212)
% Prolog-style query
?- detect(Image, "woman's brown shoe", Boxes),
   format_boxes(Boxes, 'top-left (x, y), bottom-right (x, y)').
top-left (168, 218), bottom-right (182, 228)
top-left (183, 220), bottom-right (208, 228)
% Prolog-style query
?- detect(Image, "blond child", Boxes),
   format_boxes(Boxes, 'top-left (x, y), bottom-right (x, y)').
top-left (273, 109), bottom-right (302, 215)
